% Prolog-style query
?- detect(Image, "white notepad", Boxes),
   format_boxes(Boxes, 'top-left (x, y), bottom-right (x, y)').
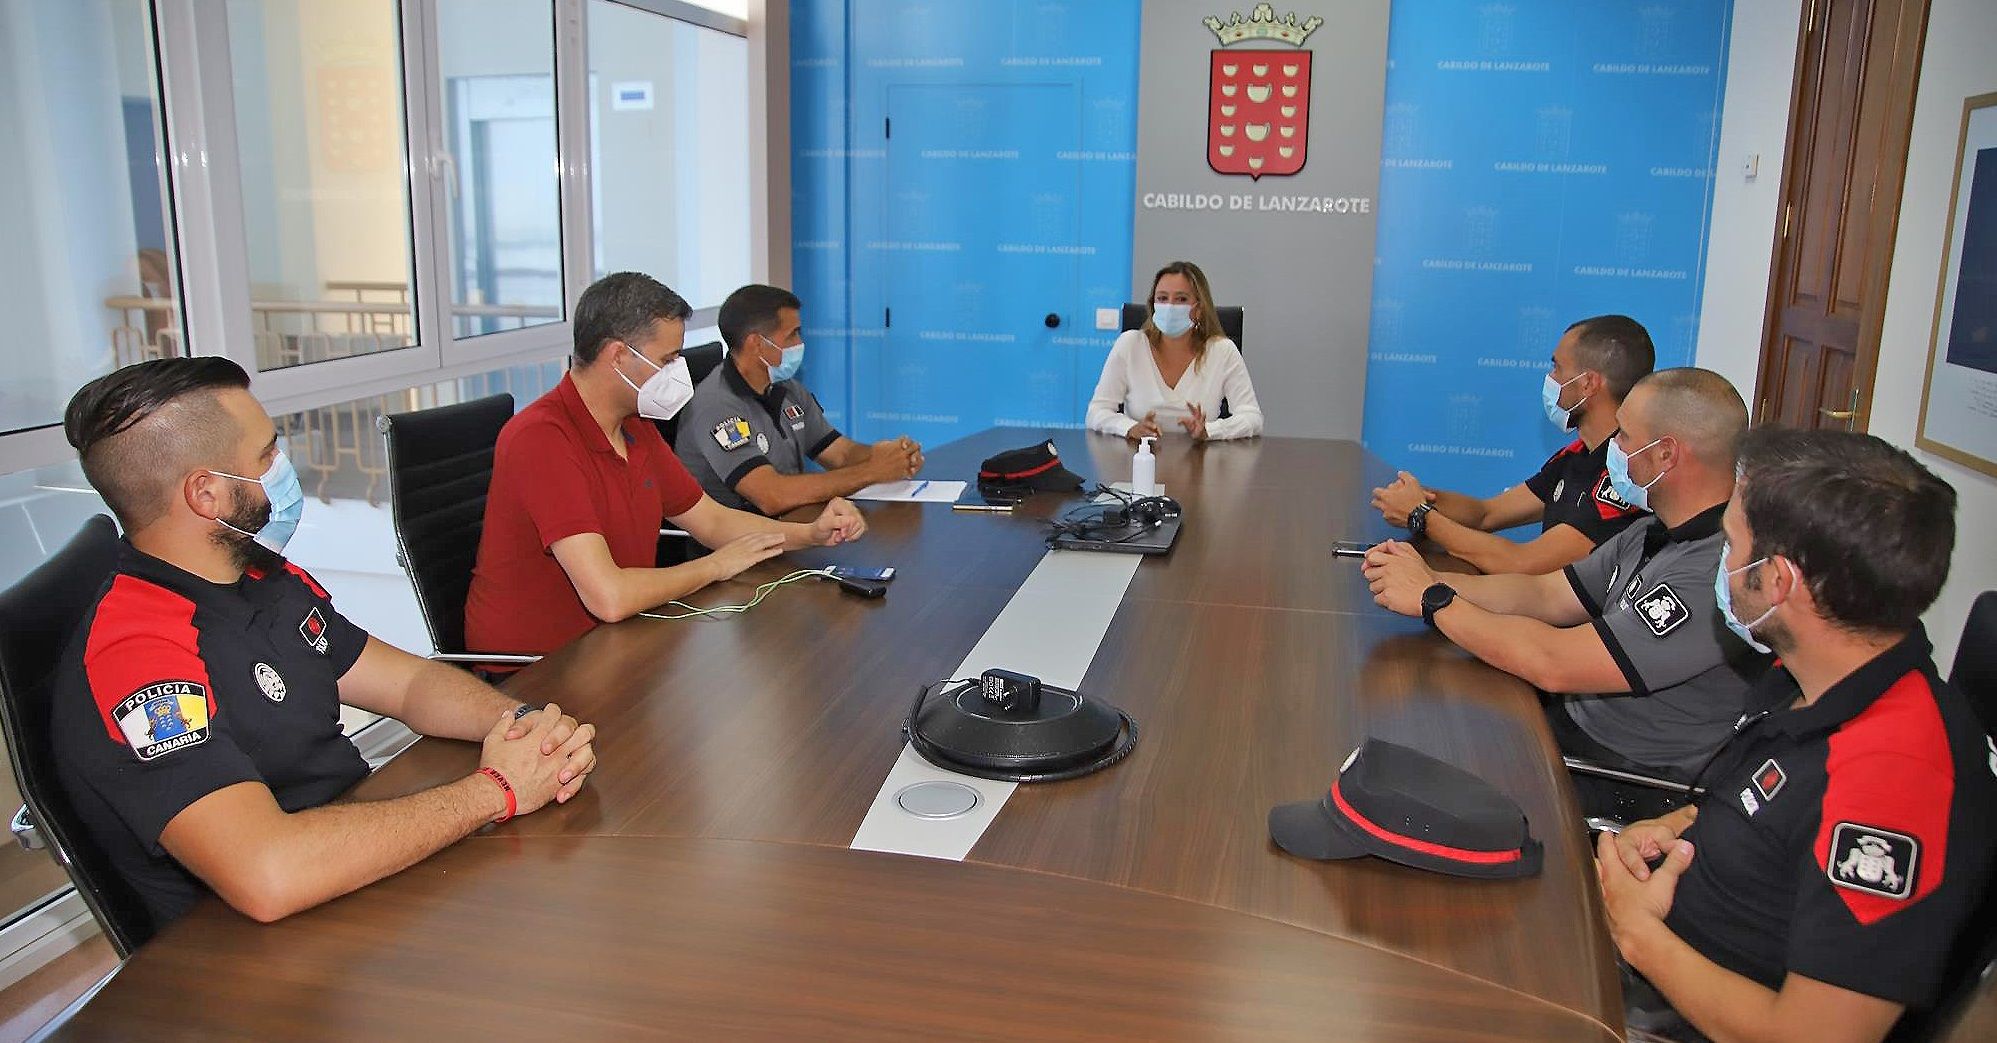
top-left (849, 479), bottom-right (967, 503)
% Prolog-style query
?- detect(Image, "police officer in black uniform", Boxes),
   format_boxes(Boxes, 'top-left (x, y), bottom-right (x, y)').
top-left (52, 358), bottom-right (599, 936)
top-left (1598, 429), bottom-right (1995, 1043)
top-left (1371, 314), bottom-right (1654, 575)
top-left (1363, 369), bottom-right (1766, 781)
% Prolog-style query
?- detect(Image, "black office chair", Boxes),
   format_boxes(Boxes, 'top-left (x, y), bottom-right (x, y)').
top-left (1948, 590), bottom-right (1996, 736)
top-left (378, 395), bottom-right (538, 669)
top-left (1119, 304), bottom-right (1245, 419)
top-left (1887, 591), bottom-right (1997, 1042)
top-left (653, 341), bottom-right (726, 451)
top-left (650, 341), bottom-right (726, 567)
top-left (0, 515), bottom-right (154, 956)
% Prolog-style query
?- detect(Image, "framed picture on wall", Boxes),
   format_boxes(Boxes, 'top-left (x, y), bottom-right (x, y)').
top-left (1917, 92), bottom-right (1997, 479)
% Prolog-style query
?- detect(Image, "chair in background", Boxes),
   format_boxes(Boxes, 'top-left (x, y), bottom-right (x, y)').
top-left (653, 341), bottom-right (725, 567)
top-left (652, 341), bottom-right (726, 451)
top-left (378, 395), bottom-right (538, 669)
top-left (1887, 590), bottom-right (1997, 1042)
top-left (0, 515), bottom-right (154, 955)
top-left (1560, 757), bottom-right (1698, 833)
top-left (1118, 305), bottom-right (1246, 418)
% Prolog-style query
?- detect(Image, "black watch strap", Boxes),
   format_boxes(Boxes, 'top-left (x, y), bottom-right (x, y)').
top-left (1421, 582), bottom-right (1457, 629)
top-left (1407, 503), bottom-right (1432, 540)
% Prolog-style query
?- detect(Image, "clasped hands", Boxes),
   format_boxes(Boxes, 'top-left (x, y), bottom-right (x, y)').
top-left (479, 703), bottom-right (598, 818)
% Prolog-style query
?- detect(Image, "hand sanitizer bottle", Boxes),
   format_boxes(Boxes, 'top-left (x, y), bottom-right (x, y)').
top-left (1132, 436), bottom-right (1157, 497)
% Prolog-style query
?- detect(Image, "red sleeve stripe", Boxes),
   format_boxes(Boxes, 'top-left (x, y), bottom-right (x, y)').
top-left (82, 576), bottom-right (215, 744)
top-left (1814, 669), bottom-right (1953, 925)
top-left (283, 562), bottom-right (329, 600)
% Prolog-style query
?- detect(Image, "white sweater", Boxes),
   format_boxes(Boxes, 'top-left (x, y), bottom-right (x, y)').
top-left (1085, 329), bottom-right (1264, 440)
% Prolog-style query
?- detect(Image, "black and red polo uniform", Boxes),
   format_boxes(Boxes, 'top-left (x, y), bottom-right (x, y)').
top-left (1666, 628), bottom-right (1997, 1007)
top-left (51, 542), bottom-right (371, 935)
top-left (1523, 435), bottom-right (1647, 546)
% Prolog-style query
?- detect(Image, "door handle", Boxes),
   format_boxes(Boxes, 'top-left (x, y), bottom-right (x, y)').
top-left (1819, 389), bottom-right (1861, 431)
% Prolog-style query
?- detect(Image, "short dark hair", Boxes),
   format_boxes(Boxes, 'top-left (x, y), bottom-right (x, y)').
top-left (64, 357), bottom-right (252, 529)
top-left (1735, 428), bottom-right (1956, 634)
top-left (1565, 315), bottom-right (1655, 400)
top-left (717, 284), bottom-right (802, 353)
top-left (1631, 367), bottom-right (1747, 471)
top-left (572, 272), bottom-right (691, 364)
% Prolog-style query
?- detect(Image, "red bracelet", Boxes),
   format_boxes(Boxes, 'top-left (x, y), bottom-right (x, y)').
top-left (477, 767), bottom-right (517, 823)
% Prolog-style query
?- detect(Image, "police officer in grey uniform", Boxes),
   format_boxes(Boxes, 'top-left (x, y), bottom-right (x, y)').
top-left (1363, 368), bottom-right (1770, 781)
top-left (676, 284), bottom-right (923, 515)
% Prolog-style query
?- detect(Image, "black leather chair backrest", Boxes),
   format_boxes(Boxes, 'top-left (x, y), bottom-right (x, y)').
top-left (1119, 303), bottom-right (1245, 353)
top-left (379, 394), bottom-right (513, 656)
top-left (655, 341), bottom-right (726, 450)
top-left (1118, 305), bottom-right (1247, 419)
top-left (685, 340), bottom-right (725, 386)
top-left (1950, 591), bottom-right (1995, 735)
top-left (1887, 590), bottom-right (1997, 1042)
top-left (0, 514), bottom-right (154, 955)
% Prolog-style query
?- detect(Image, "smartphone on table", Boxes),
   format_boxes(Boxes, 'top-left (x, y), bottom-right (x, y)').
top-left (827, 565), bottom-right (895, 582)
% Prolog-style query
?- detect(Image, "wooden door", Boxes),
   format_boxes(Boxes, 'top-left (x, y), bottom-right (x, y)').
top-left (1755, 0), bottom-right (1931, 430)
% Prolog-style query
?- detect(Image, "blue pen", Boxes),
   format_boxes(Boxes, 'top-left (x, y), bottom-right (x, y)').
top-left (911, 480), bottom-right (930, 496)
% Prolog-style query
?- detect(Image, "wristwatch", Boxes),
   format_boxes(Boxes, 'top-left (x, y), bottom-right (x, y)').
top-left (1420, 582), bottom-right (1457, 629)
top-left (1407, 502), bottom-right (1434, 540)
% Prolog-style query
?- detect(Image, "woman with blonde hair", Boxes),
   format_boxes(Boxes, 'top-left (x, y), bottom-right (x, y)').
top-left (1086, 260), bottom-right (1263, 442)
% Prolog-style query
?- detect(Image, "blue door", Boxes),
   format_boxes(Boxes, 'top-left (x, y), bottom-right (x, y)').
top-left (855, 83), bottom-right (1083, 446)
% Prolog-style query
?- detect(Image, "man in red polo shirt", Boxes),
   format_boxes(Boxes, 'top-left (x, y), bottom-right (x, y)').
top-left (466, 273), bottom-right (866, 655)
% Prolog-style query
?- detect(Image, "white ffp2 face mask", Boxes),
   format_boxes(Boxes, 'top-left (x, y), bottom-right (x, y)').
top-left (618, 346), bottom-right (694, 420)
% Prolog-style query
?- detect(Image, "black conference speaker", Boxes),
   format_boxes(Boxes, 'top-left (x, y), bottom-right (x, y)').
top-left (903, 670), bottom-right (1137, 783)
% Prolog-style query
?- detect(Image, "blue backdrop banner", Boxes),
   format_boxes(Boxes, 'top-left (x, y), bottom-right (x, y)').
top-left (790, 0), bottom-right (1141, 447)
top-left (1361, 1), bottom-right (1734, 500)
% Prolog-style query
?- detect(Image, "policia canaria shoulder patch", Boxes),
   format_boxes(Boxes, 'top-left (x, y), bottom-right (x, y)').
top-left (114, 681), bottom-right (211, 761)
top-left (712, 417), bottom-right (753, 451)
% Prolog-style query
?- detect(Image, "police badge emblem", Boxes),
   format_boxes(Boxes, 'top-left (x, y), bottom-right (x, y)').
top-left (1828, 823), bottom-right (1918, 900)
top-left (1634, 583), bottom-right (1689, 637)
top-left (114, 681), bottom-right (211, 760)
top-left (713, 417), bottom-right (753, 451)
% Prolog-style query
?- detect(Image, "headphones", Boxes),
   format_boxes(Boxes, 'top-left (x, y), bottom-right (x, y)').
top-left (1107, 495), bottom-right (1181, 529)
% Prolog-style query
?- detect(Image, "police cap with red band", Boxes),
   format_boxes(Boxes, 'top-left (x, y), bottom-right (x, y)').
top-left (1269, 738), bottom-right (1544, 879)
top-left (976, 440), bottom-right (1084, 493)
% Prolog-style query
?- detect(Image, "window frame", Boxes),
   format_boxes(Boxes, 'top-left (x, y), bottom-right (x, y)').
top-left (0, 0), bottom-right (767, 957)
top-left (0, 0), bottom-right (752, 473)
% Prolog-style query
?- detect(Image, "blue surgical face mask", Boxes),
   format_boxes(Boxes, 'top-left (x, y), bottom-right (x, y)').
top-left (764, 336), bottom-right (806, 384)
top-left (1714, 541), bottom-right (1777, 654)
top-left (1605, 436), bottom-right (1666, 511)
top-left (210, 449), bottom-right (305, 554)
top-left (1153, 303), bottom-right (1194, 337)
top-left (1541, 371), bottom-right (1589, 430)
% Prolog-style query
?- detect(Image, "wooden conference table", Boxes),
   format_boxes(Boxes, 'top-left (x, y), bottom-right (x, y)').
top-left (55, 429), bottom-right (1625, 1041)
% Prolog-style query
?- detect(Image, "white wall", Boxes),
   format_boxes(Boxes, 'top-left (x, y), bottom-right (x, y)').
top-left (1696, 0), bottom-right (1997, 667)
top-left (1693, 0), bottom-right (1804, 395)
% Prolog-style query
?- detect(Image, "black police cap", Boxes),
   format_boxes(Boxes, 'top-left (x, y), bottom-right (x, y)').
top-left (1269, 738), bottom-right (1544, 880)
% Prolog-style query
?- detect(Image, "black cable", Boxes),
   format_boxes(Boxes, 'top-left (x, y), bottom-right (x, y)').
top-left (1044, 484), bottom-right (1180, 548)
